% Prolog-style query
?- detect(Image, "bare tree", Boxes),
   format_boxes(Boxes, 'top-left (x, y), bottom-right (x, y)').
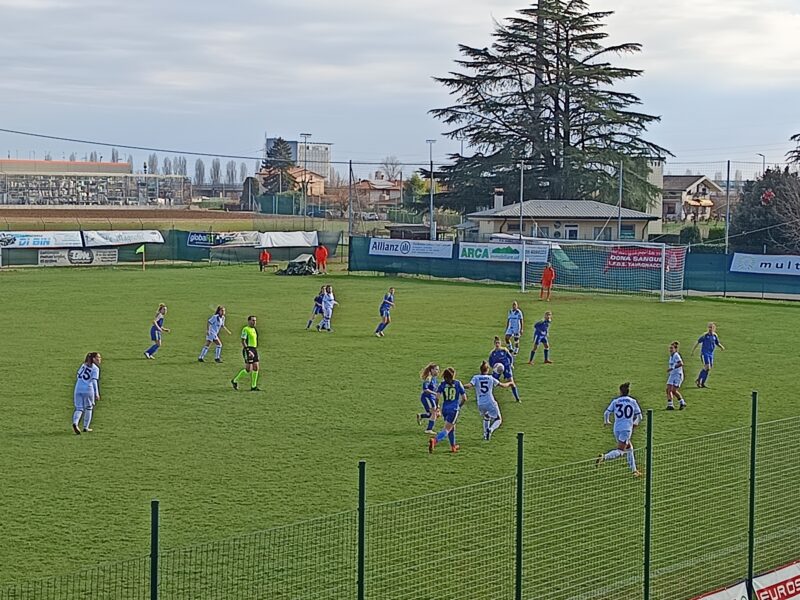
top-left (210, 158), bottom-right (222, 186)
top-left (110, 148), bottom-right (119, 163)
top-left (147, 153), bottom-right (159, 175)
top-left (162, 157), bottom-right (173, 175)
top-left (380, 155), bottom-right (402, 180)
top-left (789, 133), bottom-right (800, 164)
top-left (69, 152), bottom-right (77, 161)
top-left (239, 162), bottom-right (248, 182)
top-left (194, 159), bottom-right (206, 185)
top-left (44, 152), bottom-right (52, 161)
top-left (127, 154), bottom-right (134, 166)
top-left (173, 156), bottom-right (187, 176)
top-left (89, 151), bottom-right (98, 162)
top-left (225, 160), bottom-right (238, 185)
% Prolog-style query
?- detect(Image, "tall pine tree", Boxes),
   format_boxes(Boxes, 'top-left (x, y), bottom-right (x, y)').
top-left (261, 137), bottom-right (297, 194)
top-left (431, 0), bottom-right (668, 213)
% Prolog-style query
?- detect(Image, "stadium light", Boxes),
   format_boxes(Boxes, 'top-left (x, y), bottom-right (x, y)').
top-left (426, 139), bottom-right (436, 240)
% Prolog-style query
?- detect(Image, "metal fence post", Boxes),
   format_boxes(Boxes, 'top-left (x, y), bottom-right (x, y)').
top-left (747, 391), bottom-right (758, 598)
top-left (515, 432), bottom-right (524, 600)
top-left (150, 499), bottom-right (159, 600)
top-left (358, 460), bottom-right (366, 600)
top-left (644, 409), bottom-right (654, 600)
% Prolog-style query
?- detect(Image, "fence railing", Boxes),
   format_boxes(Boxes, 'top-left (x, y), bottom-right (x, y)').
top-left (3, 392), bottom-right (798, 600)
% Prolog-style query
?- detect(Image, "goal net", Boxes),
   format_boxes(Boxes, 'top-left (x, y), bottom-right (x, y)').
top-left (521, 239), bottom-right (687, 301)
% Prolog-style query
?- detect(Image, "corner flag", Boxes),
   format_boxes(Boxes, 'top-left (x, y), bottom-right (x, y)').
top-left (135, 245), bottom-right (145, 254)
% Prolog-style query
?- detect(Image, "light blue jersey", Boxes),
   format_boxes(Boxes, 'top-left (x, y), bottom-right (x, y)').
top-left (506, 308), bottom-right (523, 336)
top-left (207, 314), bottom-right (225, 339)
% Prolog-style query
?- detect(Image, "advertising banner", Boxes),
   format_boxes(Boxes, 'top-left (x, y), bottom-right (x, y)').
top-left (368, 238), bottom-right (453, 259)
top-left (186, 231), bottom-right (261, 248)
top-left (458, 242), bottom-right (549, 263)
top-left (0, 231), bottom-right (83, 249)
top-left (38, 249), bottom-right (118, 267)
top-left (731, 253), bottom-right (800, 277)
top-left (753, 561), bottom-right (800, 599)
top-left (258, 231), bottom-right (319, 248)
top-left (693, 582), bottom-right (749, 600)
top-left (83, 230), bottom-right (164, 247)
top-left (604, 247), bottom-right (663, 271)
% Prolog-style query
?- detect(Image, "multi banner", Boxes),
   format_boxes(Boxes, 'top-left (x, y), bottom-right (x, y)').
top-left (38, 249), bottom-right (118, 267)
top-left (731, 253), bottom-right (800, 277)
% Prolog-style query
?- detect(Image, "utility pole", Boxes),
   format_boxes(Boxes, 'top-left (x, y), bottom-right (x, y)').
top-left (426, 139), bottom-right (436, 240)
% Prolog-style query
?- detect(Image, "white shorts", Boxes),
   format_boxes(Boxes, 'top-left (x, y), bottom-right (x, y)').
top-left (667, 373), bottom-right (684, 388)
top-left (323, 308), bottom-right (333, 319)
top-left (73, 391), bottom-right (95, 411)
top-left (206, 333), bottom-right (221, 343)
top-left (477, 400), bottom-right (501, 421)
top-left (505, 326), bottom-right (520, 337)
top-left (614, 429), bottom-right (633, 444)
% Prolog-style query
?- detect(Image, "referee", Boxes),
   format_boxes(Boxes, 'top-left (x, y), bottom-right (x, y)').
top-left (231, 315), bottom-right (261, 391)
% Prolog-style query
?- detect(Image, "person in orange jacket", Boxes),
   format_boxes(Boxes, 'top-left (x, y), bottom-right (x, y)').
top-left (540, 263), bottom-right (555, 301)
top-left (259, 249), bottom-right (271, 272)
top-left (314, 244), bottom-right (329, 274)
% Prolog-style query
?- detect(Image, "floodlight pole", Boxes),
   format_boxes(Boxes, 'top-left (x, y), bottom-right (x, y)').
top-left (426, 139), bottom-right (436, 240)
top-left (724, 160), bottom-right (731, 254)
top-left (617, 160), bottom-right (623, 239)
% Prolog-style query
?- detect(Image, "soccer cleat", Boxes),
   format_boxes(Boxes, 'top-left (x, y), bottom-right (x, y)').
top-left (231, 379), bottom-right (238, 390)
top-left (425, 428), bottom-right (436, 435)
top-left (527, 361), bottom-right (534, 366)
top-left (595, 453), bottom-right (604, 467)
top-left (316, 325), bottom-right (321, 332)
top-left (250, 387), bottom-right (261, 392)
top-left (83, 427), bottom-right (93, 433)
top-left (544, 360), bottom-right (554, 364)
top-left (144, 352), bottom-right (152, 359)
top-left (700, 384), bottom-right (708, 388)
top-left (428, 438), bottom-right (436, 453)
top-left (416, 414), bottom-right (422, 425)
top-left (72, 423), bottom-right (81, 435)
top-left (695, 379), bottom-right (701, 388)
top-left (375, 332), bottom-right (381, 337)
top-left (214, 358), bottom-right (222, 363)
top-left (198, 358), bottom-right (204, 362)
top-left (632, 470), bottom-right (642, 477)
top-left (450, 444), bottom-right (460, 453)
top-left (666, 405), bottom-right (675, 411)
top-left (679, 403), bottom-right (686, 411)
top-left (379, 332), bottom-right (384, 337)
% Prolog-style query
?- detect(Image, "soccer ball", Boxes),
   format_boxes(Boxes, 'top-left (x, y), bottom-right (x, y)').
top-left (493, 363), bottom-right (505, 374)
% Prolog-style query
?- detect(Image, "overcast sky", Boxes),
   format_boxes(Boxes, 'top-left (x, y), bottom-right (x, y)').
top-left (1, 0), bottom-right (799, 177)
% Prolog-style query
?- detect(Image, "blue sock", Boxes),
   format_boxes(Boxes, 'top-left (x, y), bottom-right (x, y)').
top-left (306, 319), bottom-right (313, 329)
top-left (435, 429), bottom-right (447, 443)
top-left (382, 321), bottom-right (389, 331)
top-left (701, 369), bottom-right (709, 383)
top-left (147, 344), bottom-right (160, 355)
top-left (426, 419), bottom-right (435, 431)
top-left (544, 349), bottom-right (550, 360)
top-left (529, 351), bottom-right (535, 362)
top-left (511, 385), bottom-right (520, 401)
top-left (375, 322), bottom-right (386, 333)
top-left (447, 430), bottom-right (456, 447)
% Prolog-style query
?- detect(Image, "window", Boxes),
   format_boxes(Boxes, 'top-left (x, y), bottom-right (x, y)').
top-left (506, 221), bottom-right (521, 232)
top-left (593, 226), bottom-right (612, 241)
top-left (537, 226), bottom-right (549, 238)
top-left (565, 225), bottom-right (579, 240)
top-left (620, 224), bottom-right (636, 240)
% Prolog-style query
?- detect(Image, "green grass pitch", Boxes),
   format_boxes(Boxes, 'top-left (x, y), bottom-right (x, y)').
top-left (2, 264), bottom-right (799, 584)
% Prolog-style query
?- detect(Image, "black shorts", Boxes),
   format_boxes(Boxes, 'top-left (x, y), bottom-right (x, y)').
top-left (242, 347), bottom-right (259, 364)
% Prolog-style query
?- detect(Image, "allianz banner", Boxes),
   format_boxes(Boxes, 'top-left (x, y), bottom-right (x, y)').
top-left (368, 238), bottom-right (453, 259)
top-left (83, 230), bottom-right (164, 247)
top-left (731, 253), bottom-right (800, 276)
top-left (0, 231), bottom-right (83, 249)
top-left (39, 249), bottom-right (118, 267)
top-left (187, 231), bottom-right (261, 248)
top-left (459, 242), bottom-right (549, 263)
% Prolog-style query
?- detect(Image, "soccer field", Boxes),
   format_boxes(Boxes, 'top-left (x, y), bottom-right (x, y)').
top-left (2, 265), bottom-right (800, 586)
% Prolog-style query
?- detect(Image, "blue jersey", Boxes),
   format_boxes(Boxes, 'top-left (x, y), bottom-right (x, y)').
top-left (534, 319), bottom-right (550, 338)
top-left (421, 376), bottom-right (438, 400)
top-left (488, 348), bottom-right (514, 370)
top-left (380, 293), bottom-right (394, 312)
top-left (437, 380), bottom-right (466, 409)
top-left (698, 333), bottom-right (722, 355)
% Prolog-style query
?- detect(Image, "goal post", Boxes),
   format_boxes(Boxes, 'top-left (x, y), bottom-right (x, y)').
top-left (520, 238), bottom-right (687, 301)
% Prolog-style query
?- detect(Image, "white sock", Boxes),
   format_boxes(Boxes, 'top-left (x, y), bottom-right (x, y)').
top-left (604, 449), bottom-right (623, 461)
top-left (215, 345), bottom-right (222, 359)
top-left (489, 418), bottom-right (502, 433)
top-left (626, 446), bottom-right (637, 471)
top-left (483, 419), bottom-right (490, 435)
top-left (72, 410), bottom-right (82, 425)
top-left (83, 409), bottom-right (93, 429)
top-left (199, 346), bottom-right (209, 359)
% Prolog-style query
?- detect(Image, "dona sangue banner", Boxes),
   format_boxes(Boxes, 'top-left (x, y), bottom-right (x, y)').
top-left (731, 253), bottom-right (800, 276)
top-left (692, 581), bottom-right (748, 600)
top-left (459, 242), bottom-right (549, 263)
top-left (187, 231), bottom-right (261, 248)
top-left (83, 230), bottom-right (164, 247)
top-left (0, 231), bottom-right (83, 248)
top-left (38, 249), bottom-right (118, 267)
top-left (368, 238), bottom-right (453, 259)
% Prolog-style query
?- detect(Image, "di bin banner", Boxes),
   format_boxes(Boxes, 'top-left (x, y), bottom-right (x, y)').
top-left (692, 581), bottom-right (749, 600)
top-left (753, 561), bottom-right (800, 599)
top-left (0, 231), bottom-right (83, 249)
top-left (187, 231), bottom-right (261, 248)
top-left (38, 249), bottom-right (119, 267)
top-left (731, 253), bottom-right (800, 277)
top-left (458, 242), bottom-right (549, 263)
top-left (83, 230), bottom-right (165, 247)
top-left (368, 238), bottom-right (454, 259)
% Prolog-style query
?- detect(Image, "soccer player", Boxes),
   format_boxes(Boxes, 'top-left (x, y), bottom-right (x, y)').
top-left (596, 382), bottom-right (642, 476)
top-left (540, 262), bottom-right (556, 301)
top-left (317, 285), bottom-right (337, 332)
top-left (315, 244), bottom-right (329, 274)
top-left (306, 286), bottom-right (326, 330)
top-left (528, 311), bottom-right (553, 365)
top-left (375, 287), bottom-right (395, 337)
top-left (198, 306), bottom-right (232, 363)
top-left (72, 352), bottom-right (101, 435)
top-left (465, 360), bottom-right (515, 440)
top-left (504, 301), bottom-right (524, 355)
top-left (666, 341), bottom-right (686, 410)
top-left (417, 362), bottom-right (439, 434)
top-left (231, 315), bottom-right (261, 392)
top-left (428, 367), bottom-right (467, 453)
top-left (691, 322), bottom-right (726, 388)
top-left (489, 336), bottom-right (521, 402)
top-left (144, 303), bottom-right (170, 359)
